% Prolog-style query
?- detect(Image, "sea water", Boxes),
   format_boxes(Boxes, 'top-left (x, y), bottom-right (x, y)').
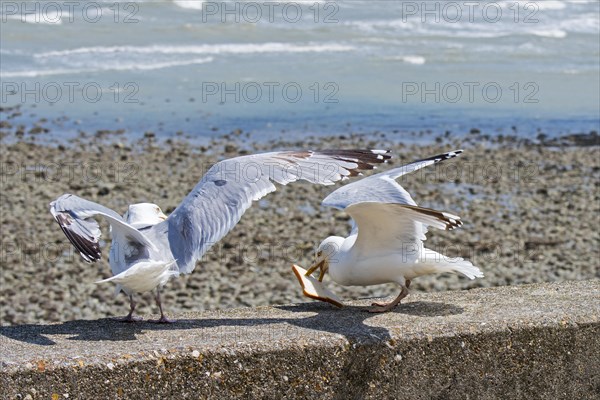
top-left (1, 0), bottom-right (599, 140)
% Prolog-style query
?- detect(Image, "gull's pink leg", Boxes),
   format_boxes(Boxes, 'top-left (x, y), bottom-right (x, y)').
top-left (369, 281), bottom-right (410, 313)
top-left (114, 295), bottom-right (143, 322)
top-left (151, 287), bottom-right (175, 324)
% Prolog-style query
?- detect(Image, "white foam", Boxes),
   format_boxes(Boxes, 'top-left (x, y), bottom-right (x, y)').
top-left (34, 42), bottom-right (354, 59)
top-left (114, 56), bottom-right (214, 71)
top-left (386, 55), bottom-right (426, 65)
top-left (1, 57), bottom-right (214, 78)
top-left (347, 19), bottom-right (417, 33)
top-left (384, 55), bottom-right (427, 65)
top-left (559, 14), bottom-right (600, 34)
top-left (172, 0), bottom-right (204, 10)
top-left (346, 18), bottom-right (520, 39)
top-left (350, 17), bottom-right (576, 40)
top-left (531, 29), bottom-right (567, 38)
top-left (403, 56), bottom-right (426, 65)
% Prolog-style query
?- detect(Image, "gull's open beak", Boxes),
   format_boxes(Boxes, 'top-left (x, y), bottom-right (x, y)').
top-left (305, 258), bottom-right (328, 282)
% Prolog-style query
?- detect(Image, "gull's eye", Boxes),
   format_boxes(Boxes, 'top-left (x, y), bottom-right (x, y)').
top-left (317, 251), bottom-right (322, 257)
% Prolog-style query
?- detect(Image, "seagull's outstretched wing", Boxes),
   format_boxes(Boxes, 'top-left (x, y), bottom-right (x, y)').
top-left (157, 150), bottom-right (391, 273)
top-left (50, 194), bottom-right (156, 262)
top-left (345, 202), bottom-right (462, 259)
top-left (322, 150), bottom-right (463, 210)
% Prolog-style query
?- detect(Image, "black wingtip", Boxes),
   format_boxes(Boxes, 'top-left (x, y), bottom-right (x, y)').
top-left (419, 149), bottom-right (463, 164)
top-left (53, 212), bottom-right (101, 263)
top-left (317, 149), bottom-right (392, 173)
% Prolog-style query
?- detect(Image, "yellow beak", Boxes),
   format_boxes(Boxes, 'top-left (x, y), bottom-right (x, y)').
top-left (305, 258), bottom-right (327, 282)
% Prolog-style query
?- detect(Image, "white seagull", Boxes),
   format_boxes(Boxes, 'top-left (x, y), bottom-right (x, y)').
top-left (294, 150), bottom-right (483, 313)
top-left (50, 149), bottom-right (391, 322)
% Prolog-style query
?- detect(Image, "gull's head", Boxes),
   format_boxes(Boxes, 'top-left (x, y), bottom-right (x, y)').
top-left (124, 203), bottom-right (168, 228)
top-left (306, 236), bottom-right (344, 279)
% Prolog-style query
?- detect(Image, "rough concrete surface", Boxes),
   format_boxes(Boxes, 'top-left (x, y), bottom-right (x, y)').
top-left (1, 280), bottom-right (599, 399)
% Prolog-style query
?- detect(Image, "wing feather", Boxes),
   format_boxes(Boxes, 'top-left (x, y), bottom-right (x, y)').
top-left (157, 149), bottom-right (391, 273)
top-left (345, 202), bottom-right (462, 259)
top-left (50, 194), bottom-right (156, 263)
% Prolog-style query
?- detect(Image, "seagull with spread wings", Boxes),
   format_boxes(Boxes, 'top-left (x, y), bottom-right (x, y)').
top-left (50, 149), bottom-right (391, 322)
top-left (293, 150), bottom-right (483, 313)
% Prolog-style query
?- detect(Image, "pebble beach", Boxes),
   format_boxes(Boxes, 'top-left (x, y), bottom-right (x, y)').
top-left (1, 124), bottom-right (599, 325)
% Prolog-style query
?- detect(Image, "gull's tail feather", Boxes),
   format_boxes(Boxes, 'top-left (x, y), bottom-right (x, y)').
top-left (445, 260), bottom-right (484, 280)
top-left (96, 260), bottom-right (179, 293)
top-left (419, 249), bottom-right (483, 280)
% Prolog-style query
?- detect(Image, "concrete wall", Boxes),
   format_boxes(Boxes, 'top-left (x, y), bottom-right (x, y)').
top-left (1, 280), bottom-right (599, 399)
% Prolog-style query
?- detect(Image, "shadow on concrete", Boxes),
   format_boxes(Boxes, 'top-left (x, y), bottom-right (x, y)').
top-left (0, 300), bottom-right (463, 400)
top-left (0, 300), bottom-right (463, 347)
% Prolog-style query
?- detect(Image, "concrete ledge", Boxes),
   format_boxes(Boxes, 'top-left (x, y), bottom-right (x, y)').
top-left (1, 280), bottom-right (599, 399)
